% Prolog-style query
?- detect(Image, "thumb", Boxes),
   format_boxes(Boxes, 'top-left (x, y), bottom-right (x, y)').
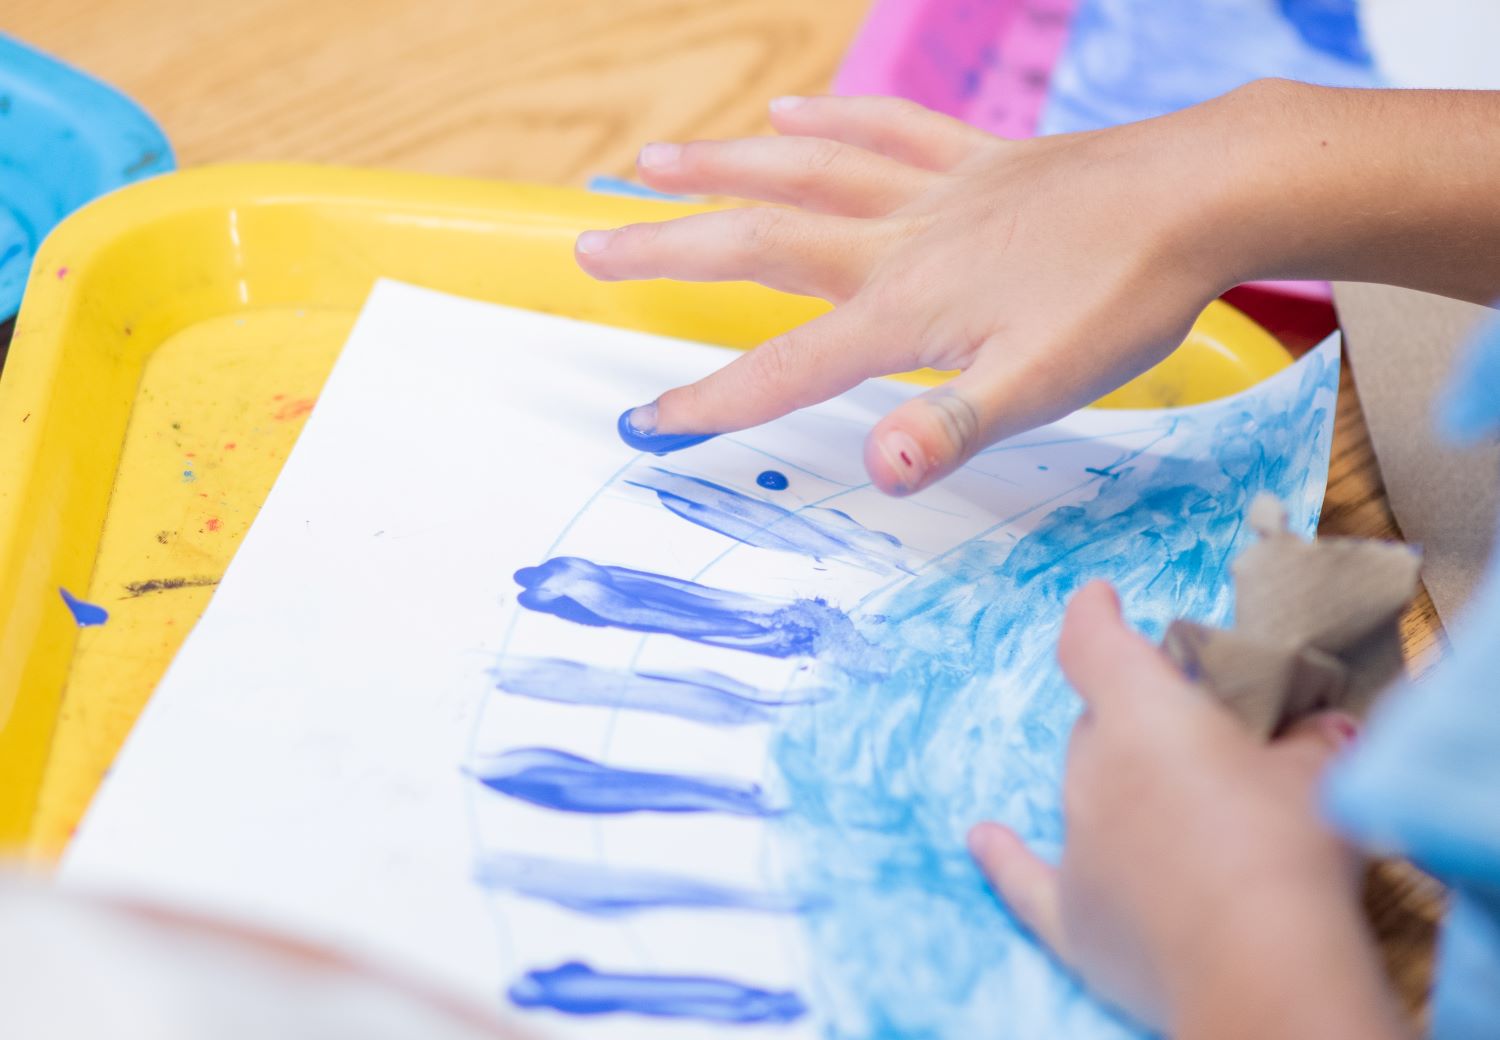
top-left (864, 377), bottom-right (985, 495)
top-left (968, 822), bottom-right (1072, 964)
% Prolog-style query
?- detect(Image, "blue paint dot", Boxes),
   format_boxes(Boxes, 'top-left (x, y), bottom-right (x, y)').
top-left (59, 587), bottom-right (108, 627)
top-left (756, 470), bottom-right (789, 491)
top-left (1037, 465), bottom-right (1049, 471)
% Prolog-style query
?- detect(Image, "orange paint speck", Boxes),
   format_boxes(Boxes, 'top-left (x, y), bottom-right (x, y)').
top-left (56, 266), bottom-right (69, 279)
top-left (205, 517), bottom-right (222, 532)
top-left (224, 442), bottom-right (237, 450)
top-left (273, 397), bottom-right (317, 421)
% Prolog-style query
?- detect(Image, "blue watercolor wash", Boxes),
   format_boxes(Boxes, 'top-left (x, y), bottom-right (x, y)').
top-left (495, 656), bottom-right (805, 725)
top-left (617, 409), bottom-right (714, 455)
top-left (627, 467), bottom-right (905, 570)
top-left (509, 961), bottom-right (806, 1024)
top-left (0, 35), bottom-right (174, 320)
top-left (514, 556), bottom-right (868, 660)
top-left (756, 469), bottom-right (789, 491)
top-left (474, 747), bottom-right (778, 817)
top-left (59, 587), bottom-right (107, 627)
top-left (769, 348), bottom-right (1340, 1037)
top-left (476, 852), bottom-right (806, 916)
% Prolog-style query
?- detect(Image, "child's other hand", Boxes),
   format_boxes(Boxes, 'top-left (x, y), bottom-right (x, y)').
top-left (969, 583), bottom-right (1408, 1039)
top-left (577, 94), bottom-right (1236, 494)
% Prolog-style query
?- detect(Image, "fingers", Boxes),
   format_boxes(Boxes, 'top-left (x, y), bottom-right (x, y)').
top-left (627, 303), bottom-right (894, 441)
top-left (1056, 582), bottom-right (1183, 713)
top-left (968, 822), bottom-right (1070, 961)
top-left (575, 207), bottom-right (869, 302)
top-left (768, 95), bottom-right (991, 171)
top-left (634, 137), bottom-right (933, 217)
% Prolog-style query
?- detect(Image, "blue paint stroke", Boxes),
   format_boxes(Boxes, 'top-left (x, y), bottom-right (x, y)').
top-left (509, 961), bottom-right (806, 1024)
top-left (626, 467), bottom-right (906, 570)
top-left (756, 470), bottom-right (789, 491)
top-left (514, 556), bottom-right (868, 660)
top-left (494, 656), bottom-right (807, 725)
top-left (476, 852), bottom-right (807, 916)
top-left (770, 349), bottom-right (1341, 1037)
top-left (617, 409), bottom-right (714, 454)
top-left (58, 587), bottom-right (108, 627)
top-left (473, 747), bottom-right (779, 817)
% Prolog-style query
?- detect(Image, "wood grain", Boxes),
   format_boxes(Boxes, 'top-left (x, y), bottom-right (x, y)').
top-left (5, 0), bottom-right (1441, 1016)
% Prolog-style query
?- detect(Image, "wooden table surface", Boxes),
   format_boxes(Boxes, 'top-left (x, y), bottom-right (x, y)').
top-left (7, 0), bottom-right (1443, 1020)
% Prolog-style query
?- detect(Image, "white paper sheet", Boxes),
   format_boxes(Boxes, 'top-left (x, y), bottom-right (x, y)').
top-left (64, 281), bottom-right (1340, 1039)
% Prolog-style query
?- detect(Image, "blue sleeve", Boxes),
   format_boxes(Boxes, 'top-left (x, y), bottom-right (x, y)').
top-left (1322, 312), bottom-right (1500, 1039)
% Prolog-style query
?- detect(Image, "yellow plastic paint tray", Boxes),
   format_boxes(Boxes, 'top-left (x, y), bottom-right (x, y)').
top-left (0, 164), bottom-right (1290, 858)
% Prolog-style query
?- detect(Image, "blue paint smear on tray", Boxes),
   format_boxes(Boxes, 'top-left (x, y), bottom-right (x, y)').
top-left (767, 348), bottom-right (1339, 1038)
top-left (474, 747), bottom-right (779, 817)
top-left (0, 34), bottom-right (174, 319)
top-left (59, 587), bottom-right (108, 627)
top-left (627, 467), bottom-right (906, 570)
top-left (509, 961), bottom-right (807, 1024)
top-left (476, 852), bottom-right (807, 916)
top-left (494, 656), bottom-right (807, 725)
top-left (514, 556), bottom-right (869, 661)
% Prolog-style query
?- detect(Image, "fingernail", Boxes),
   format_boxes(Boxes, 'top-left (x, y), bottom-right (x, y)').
top-left (1326, 714), bottom-right (1360, 747)
top-left (576, 229), bottom-right (615, 255)
top-left (617, 404), bottom-right (716, 455)
top-left (637, 142), bottom-right (682, 170)
top-left (877, 430), bottom-right (927, 492)
top-left (769, 95), bottom-right (805, 113)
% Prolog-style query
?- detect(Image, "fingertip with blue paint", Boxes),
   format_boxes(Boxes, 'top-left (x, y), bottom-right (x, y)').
top-left (617, 403), bottom-right (715, 454)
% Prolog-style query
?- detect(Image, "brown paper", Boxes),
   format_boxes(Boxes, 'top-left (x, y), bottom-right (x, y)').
top-left (1163, 495), bottom-right (1421, 736)
top-left (1332, 282), bottom-right (1498, 630)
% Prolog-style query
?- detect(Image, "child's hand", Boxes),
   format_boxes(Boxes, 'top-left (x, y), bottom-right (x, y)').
top-left (969, 583), bottom-right (1409, 1039)
top-left (581, 85), bottom-right (1500, 495)
top-left (577, 94), bottom-right (1237, 494)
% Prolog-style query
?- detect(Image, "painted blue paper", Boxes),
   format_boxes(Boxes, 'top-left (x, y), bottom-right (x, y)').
top-left (482, 340), bottom-right (1341, 1036)
top-left (0, 35), bottom-right (174, 321)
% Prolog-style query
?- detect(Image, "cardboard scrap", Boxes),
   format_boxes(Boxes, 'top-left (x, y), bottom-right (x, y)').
top-left (1333, 282), bottom-right (1499, 629)
top-left (1164, 495), bottom-right (1422, 736)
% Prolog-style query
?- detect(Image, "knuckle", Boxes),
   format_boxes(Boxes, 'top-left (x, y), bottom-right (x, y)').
top-left (924, 391), bottom-right (981, 457)
top-left (800, 138), bottom-right (843, 176)
top-left (615, 221), bottom-right (662, 251)
top-left (748, 333), bottom-right (799, 389)
top-left (736, 207), bottom-right (787, 255)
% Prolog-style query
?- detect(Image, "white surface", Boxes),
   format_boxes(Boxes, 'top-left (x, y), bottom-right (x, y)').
top-left (63, 282), bottom-right (1337, 1038)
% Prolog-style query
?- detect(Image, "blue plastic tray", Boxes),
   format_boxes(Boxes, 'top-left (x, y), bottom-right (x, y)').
top-left (0, 35), bottom-right (174, 323)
